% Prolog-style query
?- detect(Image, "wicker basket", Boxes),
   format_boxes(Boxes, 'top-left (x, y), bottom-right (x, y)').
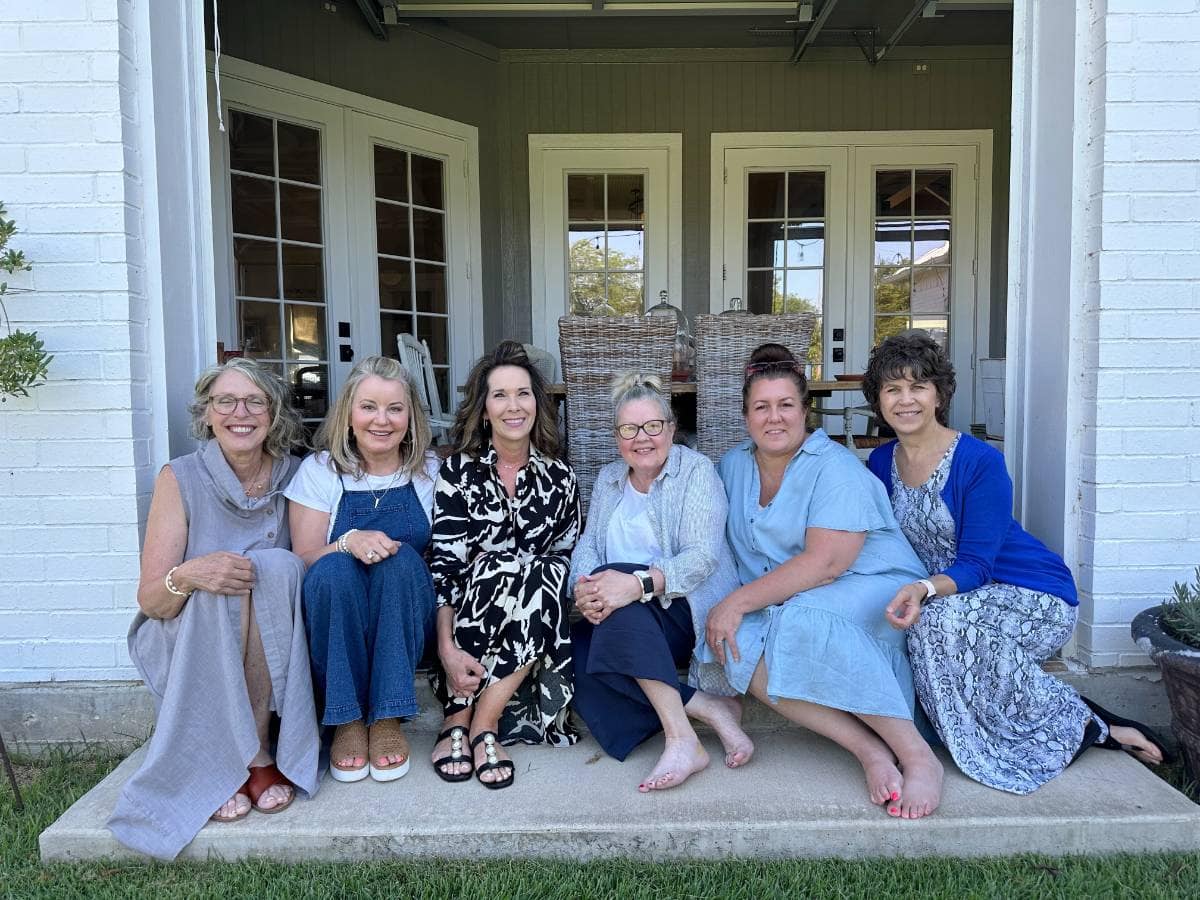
top-left (693, 313), bottom-right (816, 463)
top-left (557, 315), bottom-right (676, 511)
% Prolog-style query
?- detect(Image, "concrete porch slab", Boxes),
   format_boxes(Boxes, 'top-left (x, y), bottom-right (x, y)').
top-left (40, 730), bottom-right (1200, 863)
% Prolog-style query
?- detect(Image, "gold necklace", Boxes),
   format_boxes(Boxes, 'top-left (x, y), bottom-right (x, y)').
top-left (241, 456), bottom-right (270, 498)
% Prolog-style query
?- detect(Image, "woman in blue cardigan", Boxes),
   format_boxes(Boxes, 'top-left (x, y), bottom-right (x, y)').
top-left (863, 333), bottom-right (1167, 794)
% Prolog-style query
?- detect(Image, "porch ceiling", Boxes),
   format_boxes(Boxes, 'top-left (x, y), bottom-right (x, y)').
top-left (374, 0), bottom-right (1013, 50)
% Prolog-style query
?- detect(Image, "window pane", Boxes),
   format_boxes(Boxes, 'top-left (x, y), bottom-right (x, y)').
top-left (231, 175), bottom-right (275, 238)
top-left (874, 221), bottom-right (912, 266)
top-left (915, 170), bottom-right (951, 216)
top-left (569, 272), bottom-right (607, 315)
top-left (374, 146), bottom-right (408, 203)
top-left (779, 269), bottom-right (822, 316)
top-left (285, 303), bottom-right (326, 362)
top-left (747, 221), bottom-right (785, 269)
top-left (911, 267), bottom-right (950, 314)
top-left (411, 154), bottom-right (443, 209)
top-left (282, 244), bottom-right (323, 301)
top-left (607, 174), bottom-right (645, 222)
top-left (277, 122), bottom-right (321, 185)
top-left (376, 202), bottom-right (410, 258)
top-left (416, 316), bottom-right (449, 367)
top-left (228, 110), bottom-right (274, 176)
top-left (914, 220), bottom-right (950, 265)
top-left (873, 267), bottom-right (911, 313)
top-left (607, 227), bottom-right (643, 271)
top-left (607, 272), bottom-right (644, 316)
top-left (567, 174), bottom-right (605, 221)
top-left (380, 312), bottom-right (412, 361)
top-left (787, 172), bottom-right (825, 218)
top-left (747, 172), bottom-right (785, 219)
top-left (875, 170), bottom-right (912, 216)
top-left (240, 299), bottom-right (282, 358)
top-left (746, 270), bottom-right (774, 315)
top-left (289, 363), bottom-right (328, 420)
top-left (279, 184), bottom-right (321, 244)
top-left (874, 315), bottom-right (911, 345)
top-left (912, 315), bottom-right (949, 349)
top-left (378, 259), bottom-right (412, 311)
top-left (785, 222), bottom-right (824, 267)
top-left (234, 238), bottom-right (278, 299)
top-left (414, 263), bottom-right (447, 314)
top-left (568, 227), bottom-right (605, 272)
top-left (412, 208), bottom-right (445, 262)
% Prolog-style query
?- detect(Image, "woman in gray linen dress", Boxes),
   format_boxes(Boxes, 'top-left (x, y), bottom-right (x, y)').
top-left (107, 359), bottom-right (320, 861)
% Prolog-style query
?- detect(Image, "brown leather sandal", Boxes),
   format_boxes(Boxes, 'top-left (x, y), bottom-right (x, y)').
top-left (209, 785), bottom-right (251, 823)
top-left (245, 763), bottom-right (294, 814)
top-left (368, 718), bottom-right (411, 782)
top-left (330, 720), bottom-right (369, 783)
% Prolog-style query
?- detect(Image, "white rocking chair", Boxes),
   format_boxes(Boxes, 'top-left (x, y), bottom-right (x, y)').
top-left (396, 333), bottom-right (456, 442)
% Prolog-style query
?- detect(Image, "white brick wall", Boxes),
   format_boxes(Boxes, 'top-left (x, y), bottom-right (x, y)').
top-left (0, 0), bottom-right (154, 681)
top-left (1074, 0), bottom-right (1200, 667)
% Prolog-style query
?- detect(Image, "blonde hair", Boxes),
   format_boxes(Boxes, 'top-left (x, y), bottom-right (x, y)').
top-left (610, 371), bottom-right (674, 426)
top-left (313, 355), bottom-right (432, 478)
top-left (188, 357), bottom-right (304, 458)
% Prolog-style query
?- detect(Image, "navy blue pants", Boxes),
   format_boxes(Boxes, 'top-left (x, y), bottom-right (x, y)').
top-left (570, 563), bottom-right (696, 761)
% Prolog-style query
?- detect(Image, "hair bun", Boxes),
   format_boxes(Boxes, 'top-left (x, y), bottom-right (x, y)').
top-left (609, 371), bottom-right (664, 404)
top-left (747, 342), bottom-right (797, 366)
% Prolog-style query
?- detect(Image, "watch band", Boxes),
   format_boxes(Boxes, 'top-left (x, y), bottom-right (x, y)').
top-left (917, 579), bottom-right (938, 603)
top-left (633, 570), bottom-right (655, 602)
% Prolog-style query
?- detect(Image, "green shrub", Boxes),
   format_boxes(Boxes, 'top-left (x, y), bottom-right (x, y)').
top-left (1161, 567), bottom-right (1200, 650)
top-left (0, 201), bottom-right (52, 401)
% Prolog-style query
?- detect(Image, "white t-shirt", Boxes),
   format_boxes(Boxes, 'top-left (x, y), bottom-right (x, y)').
top-left (604, 478), bottom-right (663, 566)
top-left (284, 449), bottom-right (441, 541)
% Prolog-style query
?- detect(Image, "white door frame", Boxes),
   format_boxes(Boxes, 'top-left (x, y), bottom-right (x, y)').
top-left (207, 55), bottom-right (484, 397)
top-left (528, 133), bottom-right (683, 360)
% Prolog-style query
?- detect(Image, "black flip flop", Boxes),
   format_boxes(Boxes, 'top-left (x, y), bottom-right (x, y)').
top-left (471, 730), bottom-right (514, 790)
top-left (432, 726), bottom-right (474, 783)
top-left (1081, 696), bottom-right (1175, 765)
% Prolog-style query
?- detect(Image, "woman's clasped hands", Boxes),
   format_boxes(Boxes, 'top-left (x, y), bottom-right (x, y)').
top-left (574, 569), bottom-right (641, 624)
top-left (176, 551), bottom-right (257, 597)
top-left (340, 528), bottom-right (400, 566)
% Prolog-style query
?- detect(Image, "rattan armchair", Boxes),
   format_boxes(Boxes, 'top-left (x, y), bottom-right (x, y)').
top-left (693, 313), bottom-right (817, 463)
top-left (557, 315), bottom-right (676, 511)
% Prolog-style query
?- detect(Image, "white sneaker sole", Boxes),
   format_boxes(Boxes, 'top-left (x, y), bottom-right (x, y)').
top-left (370, 757), bottom-right (411, 782)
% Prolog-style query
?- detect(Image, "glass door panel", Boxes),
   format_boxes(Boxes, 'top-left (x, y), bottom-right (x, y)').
top-left (226, 108), bottom-right (330, 425)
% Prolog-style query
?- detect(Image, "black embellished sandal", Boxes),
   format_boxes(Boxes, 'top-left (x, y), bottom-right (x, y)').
top-left (432, 726), bottom-right (473, 783)
top-left (1081, 696), bottom-right (1175, 764)
top-left (471, 731), bottom-right (515, 790)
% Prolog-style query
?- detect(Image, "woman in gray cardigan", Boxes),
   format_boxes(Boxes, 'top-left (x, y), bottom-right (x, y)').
top-left (570, 372), bottom-right (753, 793)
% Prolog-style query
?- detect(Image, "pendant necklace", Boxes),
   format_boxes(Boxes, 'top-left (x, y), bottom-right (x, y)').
top-left (242, 456), bottom-right (270, 500)
top-left (368, 468), bottom-right (403, 509)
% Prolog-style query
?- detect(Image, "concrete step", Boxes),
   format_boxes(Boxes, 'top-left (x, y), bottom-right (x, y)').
top-left (41, 730), bottom-right (1200, 862)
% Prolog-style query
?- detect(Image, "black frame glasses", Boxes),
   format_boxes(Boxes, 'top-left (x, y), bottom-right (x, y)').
top-left (615, 419), bottom-right (667, 440)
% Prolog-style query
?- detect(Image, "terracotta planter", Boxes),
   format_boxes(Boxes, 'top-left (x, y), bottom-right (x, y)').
top-left (1132, 606), bottom-right (1200, 779)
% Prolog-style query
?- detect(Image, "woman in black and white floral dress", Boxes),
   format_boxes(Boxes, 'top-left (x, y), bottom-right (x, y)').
top-left (429, 341), bottom-right (581, 789)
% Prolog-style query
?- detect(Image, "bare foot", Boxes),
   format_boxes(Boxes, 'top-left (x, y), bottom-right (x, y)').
top-left (1108, 724), bottom-right (1164, 765)
top-left (471, 731), bottom-right (513, 785)
top-left (860, 746), bottom-right (904, 809)
top-left (254, 783), bottom-right (293, 811)
top-left (895, 750), bottom-right (943, 820)
top-left (432, 722), bottom-right (472, 779)
top-left (686, 693), bottom-right (755, 768)
top-left (639, 736), bottom-right (710, 793)
top-left (211, 791), bottom-right (250, 822)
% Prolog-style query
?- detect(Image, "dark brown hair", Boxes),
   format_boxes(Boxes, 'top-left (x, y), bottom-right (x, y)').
top-left (861, 332), bottom-right (956, 427)
top-left (451, 340), bottom-right (561, 459)
top-left (741, 343), bottom-right (809, 413)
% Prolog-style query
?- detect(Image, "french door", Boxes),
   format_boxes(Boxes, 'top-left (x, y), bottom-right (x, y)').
top-left (210, 66), bottom-right (481, 422)
top-left (714, 133), bottom-right (988, 428)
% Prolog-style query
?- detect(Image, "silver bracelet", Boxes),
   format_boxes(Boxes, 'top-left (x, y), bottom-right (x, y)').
top-left (164, 566), bottom-right (190, 598)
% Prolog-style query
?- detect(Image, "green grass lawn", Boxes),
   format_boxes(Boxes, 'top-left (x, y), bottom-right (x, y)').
top-left (2, 750), bottom-right (1198, 900)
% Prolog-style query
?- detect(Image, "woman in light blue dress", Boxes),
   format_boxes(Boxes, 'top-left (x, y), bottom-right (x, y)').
top-left (704, 343), bottom-right (944, 819)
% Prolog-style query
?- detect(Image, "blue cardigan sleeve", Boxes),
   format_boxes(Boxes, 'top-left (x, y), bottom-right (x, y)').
top-left (942, 440), bottom-right (1013, 593)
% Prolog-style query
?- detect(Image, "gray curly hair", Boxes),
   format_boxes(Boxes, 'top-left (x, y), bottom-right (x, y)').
top-left (188, 357), bottom-right (305, 457)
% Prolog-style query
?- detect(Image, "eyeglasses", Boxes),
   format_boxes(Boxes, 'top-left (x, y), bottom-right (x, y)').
top-left (616, 419), bottom-right (667, 440)
top-left (744, 360), bottom-right (806, 378)
top-left (210, 394), bottom-right (269, 415)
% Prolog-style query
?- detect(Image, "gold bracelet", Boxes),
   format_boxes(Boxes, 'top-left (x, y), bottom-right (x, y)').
top-left (164, 566), bottom-right (191, 598)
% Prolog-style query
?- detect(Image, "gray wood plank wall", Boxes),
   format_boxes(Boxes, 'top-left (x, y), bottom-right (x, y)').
top-left (209, 3), bottom-right (1011, 357)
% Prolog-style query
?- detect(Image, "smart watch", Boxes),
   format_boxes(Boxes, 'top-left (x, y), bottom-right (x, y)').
top-left (633, 570), bottom-right (656, 602)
